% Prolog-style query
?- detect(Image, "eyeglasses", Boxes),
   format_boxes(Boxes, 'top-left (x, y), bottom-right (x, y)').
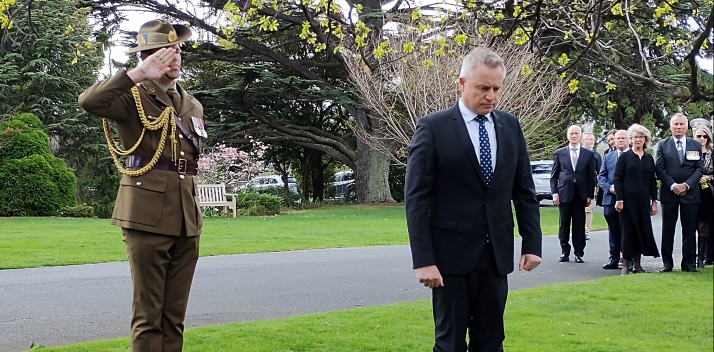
top-left (695, 135), bottom-right (709, 139)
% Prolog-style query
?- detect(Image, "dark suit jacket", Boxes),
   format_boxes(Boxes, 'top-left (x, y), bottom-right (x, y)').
top-left (79, 70), bottom-right (205, 236)
top-left (592, 150), bottom-right (604, 205)
top-left (598, 150), bottom-right (620, 206)
top-left (404, 105), bottom-right (542, 276)
top-left (655, 137), bottom-right (704, 204)
top-left (549, 146), bottom-right (596, 203)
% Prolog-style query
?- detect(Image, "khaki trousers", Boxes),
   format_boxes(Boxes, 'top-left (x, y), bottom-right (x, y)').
top-left (585, 187), bottom-right (597, 234)
top-left (123, 228), bottom-right (199, 352)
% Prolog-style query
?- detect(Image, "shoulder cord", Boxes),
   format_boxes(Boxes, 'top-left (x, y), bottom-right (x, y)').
top-left (103, 86), bottom-right (177, 177)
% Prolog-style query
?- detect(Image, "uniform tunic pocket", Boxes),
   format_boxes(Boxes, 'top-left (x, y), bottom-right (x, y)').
top-left (113, 173), bottom-right (168, 226)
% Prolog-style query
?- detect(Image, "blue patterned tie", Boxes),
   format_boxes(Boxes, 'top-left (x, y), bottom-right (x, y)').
top-left (475, 115), bottom-right (493, 186)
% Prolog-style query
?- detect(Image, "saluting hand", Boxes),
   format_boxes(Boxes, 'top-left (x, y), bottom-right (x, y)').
top-left (127, 48), bottom-right (179, 82)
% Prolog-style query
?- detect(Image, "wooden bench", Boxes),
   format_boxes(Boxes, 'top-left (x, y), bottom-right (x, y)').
top-left (197, 183), bottom-right (237, 218)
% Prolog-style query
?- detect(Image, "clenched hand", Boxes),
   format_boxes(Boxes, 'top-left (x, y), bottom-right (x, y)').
top-left (415, 265), bottom-right (444, 289)
top-left (519, 254), bottom-right (542, 271)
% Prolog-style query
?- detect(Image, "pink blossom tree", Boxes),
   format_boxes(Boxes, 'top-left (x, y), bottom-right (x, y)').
top-left (197, 138), bottom-right (267, 192)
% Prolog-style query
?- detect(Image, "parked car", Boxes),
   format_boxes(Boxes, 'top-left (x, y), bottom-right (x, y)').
top-left (243, 175), bottom-right (299, 194)
top-left (531, 160), bottom-right (553, 201)
top-left (333, 170), bottom-right (356, 199)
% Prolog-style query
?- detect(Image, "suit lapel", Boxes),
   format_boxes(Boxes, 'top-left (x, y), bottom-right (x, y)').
top-left (491, 110), bottom-right (506, 179)
top-left (451, 105), bottom-right (487, 186)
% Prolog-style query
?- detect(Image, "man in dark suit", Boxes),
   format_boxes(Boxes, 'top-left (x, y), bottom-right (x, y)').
top-left (582, 132), bottom-right (602, 240)
top-left (550, 125), bottom-right (596, 263)
top-left (655, 113), bottom-right (704, 272)
top-left (598, 130), bottom-right (630, 269)
top-left (405, 47), bottom-right (542, 352)
top-left (79, 20), bottom-right (204, 352)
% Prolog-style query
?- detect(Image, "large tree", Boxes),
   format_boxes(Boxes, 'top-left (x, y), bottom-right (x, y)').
top-left (90, 0), bottom-right (400, 203)
top-left (470, 0), bottom-right (713, 132)
top-left (1, 0), bottom-right (120, 217)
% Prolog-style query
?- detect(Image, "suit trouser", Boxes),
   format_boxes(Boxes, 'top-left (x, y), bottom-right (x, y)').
top-left (602, 205), bottom-right (622, 263)
top-left (558, 194), bottom-right (587, 257)
top-left (660, 201), bottom-right (698, 267)
top-left (432, 242), bottom-right (507, 352)
top-left (584, 188), bottom-right (597, 234)
top-left (123, 228), bottom-right (200, 352)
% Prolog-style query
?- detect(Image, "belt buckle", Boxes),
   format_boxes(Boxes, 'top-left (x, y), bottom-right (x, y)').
top-left (177, 159), bottom-right (187, 174)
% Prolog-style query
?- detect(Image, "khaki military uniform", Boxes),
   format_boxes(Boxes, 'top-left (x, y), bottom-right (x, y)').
top-left (79, 69), bottom-right (204, 352)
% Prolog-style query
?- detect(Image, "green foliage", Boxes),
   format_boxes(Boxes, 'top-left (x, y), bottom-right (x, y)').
top-left (0, 0), bottom-right (117, 217)
top-left (236, 192), bottom-right (282, 216)
top-left (389, 163), bottom-right (405, 203)
top-left (0, 116), bottom-right (51, 163)
top-left (0, 154), bottom-right (76, 216)
top-left (255, 186), bottom-right (301, 207)
top-left (59, 203), bottom-right (94, 218)
top-left (0, 113), bottom-right (77, 216)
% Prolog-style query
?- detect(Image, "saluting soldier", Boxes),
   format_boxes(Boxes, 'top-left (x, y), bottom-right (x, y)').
top-left (79, 19), bottom-right (206, 352)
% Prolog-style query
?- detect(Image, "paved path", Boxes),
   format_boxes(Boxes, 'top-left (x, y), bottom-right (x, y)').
top-left (0, 213), bottom-right (682, 352)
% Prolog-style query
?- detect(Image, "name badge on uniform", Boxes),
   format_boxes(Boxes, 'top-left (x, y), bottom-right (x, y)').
top-left (191, 116), bottom-right (208, 138)
top-left (686, 151), bottom-right (700, 160)
top-left (148, 115), bottom-right (158, 120)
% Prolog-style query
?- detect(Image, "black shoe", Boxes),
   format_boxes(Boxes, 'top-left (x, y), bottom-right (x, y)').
top-left (575, 256), bottom-right (584, 263)
top-left (698, 258), bottom-right (705, 269)
top-left (559, 255), bottom-right (570, 262)
top-left (682, 264), bottom-right (700, 273)
top-left (659, 265), bottom-right (673, 273)
top-left (602, 262), bottom-right (619, 269)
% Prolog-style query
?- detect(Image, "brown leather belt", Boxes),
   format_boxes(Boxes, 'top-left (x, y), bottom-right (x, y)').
top-left (125, 155), bottom-right (198, 175)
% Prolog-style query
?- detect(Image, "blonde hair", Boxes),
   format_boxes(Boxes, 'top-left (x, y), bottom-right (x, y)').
top-left (694, 126), bottom-right (713, 149)
top-left (459, 47), bottom-right (506, 79)
top-left (627, 124), bottom-right (652, 149)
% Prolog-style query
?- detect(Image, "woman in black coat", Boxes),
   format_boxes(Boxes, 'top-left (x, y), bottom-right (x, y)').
top-left (614, 124), bottom-right (660, 275)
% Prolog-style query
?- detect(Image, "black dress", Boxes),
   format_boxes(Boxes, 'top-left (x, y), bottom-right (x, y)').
top-left (696, 150), bottom-right (713, 223)
top-left (613, 150), bottom-right (660, 258)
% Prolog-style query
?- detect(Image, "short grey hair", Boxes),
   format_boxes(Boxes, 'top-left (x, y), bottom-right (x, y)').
top-left (567, 125), bottom-right (582, 134)
top-left (627, 124), bottom-right (652, 149)
top-left (670, 113), bottom-right (688, 124)
top-left (459, 47), bottom-right (506, 79)
top-left (581, 131), bottom-right (594, 139)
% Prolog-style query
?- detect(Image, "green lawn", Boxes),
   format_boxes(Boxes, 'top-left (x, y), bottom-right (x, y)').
top-left (34, 268), bottom-right (713, 351)
top-left (0, 205), bottom-right (606, 269)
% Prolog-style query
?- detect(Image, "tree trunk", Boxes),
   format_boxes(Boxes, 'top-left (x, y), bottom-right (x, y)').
top-left (310, 152), bottom-right (325, 202)
top-left (355, 137), bottom-right (395, 203)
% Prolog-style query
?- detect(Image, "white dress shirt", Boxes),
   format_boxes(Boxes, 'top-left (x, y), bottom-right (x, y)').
top-left (458, 99), bottom-right (497, 169)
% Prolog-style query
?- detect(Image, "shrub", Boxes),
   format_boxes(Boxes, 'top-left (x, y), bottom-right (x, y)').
top-left (0, 155), bottom-right (75, 216)
top-left (0, 128), bottom-right (52, 164)
top-left (255, 186), bottom-right (301, 207)
top-left (236, 191), bottom-right (282, 216)
top-left (0, 113), bottom-right (77, 216)
top-left (60, 203), bottom-right (94, 218)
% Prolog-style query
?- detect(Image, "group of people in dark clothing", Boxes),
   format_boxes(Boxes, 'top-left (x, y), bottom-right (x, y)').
top-left (552, 113), bottom-right (714, 276)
